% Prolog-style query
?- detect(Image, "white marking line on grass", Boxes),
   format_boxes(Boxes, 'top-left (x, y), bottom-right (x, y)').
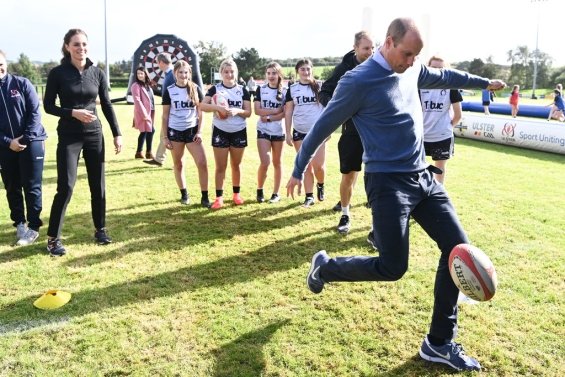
top-left (0, 316), bottom-right (71, 336)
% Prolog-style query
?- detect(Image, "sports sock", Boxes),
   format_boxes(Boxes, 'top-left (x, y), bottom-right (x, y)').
top-left (342, 206), bottom-right (350, 216)
top-left (257, 188), bottom-right (264, 197)
top-left (233, 186), bottom-right (241, 194)
top-left (201, 191), bottom-right (209, 201)
top-left (216, 189), bottom-right (223, 198)
top-left (180, 188), bottom-right (188, 198)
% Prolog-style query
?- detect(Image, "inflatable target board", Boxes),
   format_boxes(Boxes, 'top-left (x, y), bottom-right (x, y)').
top-left (127, 34), bottom-right (203, 101)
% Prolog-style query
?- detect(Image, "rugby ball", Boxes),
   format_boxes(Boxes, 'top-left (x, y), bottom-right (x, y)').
top-left (448, 244), bottom-right (498, 302)
top-left (212, 93), bottom-right (229, 119)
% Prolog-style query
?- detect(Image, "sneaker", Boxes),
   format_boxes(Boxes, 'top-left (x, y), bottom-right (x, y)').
top-left (233, 193), bottom-right (244, 205)
top-left (201, 197), bottom-right (211, 208)
top-left (135, 152), bottom-right (144, 159)
top-left (302, 196), bottom-right (315, 208)
top-left (337, 215), bottom-right (351, 234)
top-left (419, 336), bottom-right (481, 371)
top-left (257, 194), bottom-right (265, 203)
top-left (47, 238), bottom-right (66, 256)
top-left (16, 222), bottom-right (28, 240)
top-left (211, 197), bottom-right (224, 210)
top-left (16, 228), bottom-right (39, 246)
top-left (180, 194), bottom-right (190, 205)
top-left (306, 250), bottom-right (329, 294)
top-left (367, 231), bottom-right (378, 251)
top-left (268, 194), bottom-right (281, 204)
top-left (332, 201), bottom-right (342, 212)
top-left (316, 184), bottom-right (325, 201)
top-left (145, 152), bottom-right (154, 160)
top-left (143, 159), bottom-right (163, 167)
top-left (94, 228), bottom-right (112, 245)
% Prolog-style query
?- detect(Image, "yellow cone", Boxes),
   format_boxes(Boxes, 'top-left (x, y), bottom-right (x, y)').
top-left (33, 290), bottom-right (71, 310)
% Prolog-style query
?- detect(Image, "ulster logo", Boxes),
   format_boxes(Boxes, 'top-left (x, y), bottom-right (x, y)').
top-left (502, 123), bottom-right (516, 137)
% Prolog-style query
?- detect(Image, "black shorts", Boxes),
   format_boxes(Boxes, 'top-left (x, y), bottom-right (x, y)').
top-left (168, 127), bottom-right (197, 143)
top-left (482, 101), bottom-right (491, 106)
top-left (212, 126), bottom-right (248, 148)
top-left (292, 129), bottom-right (307, 141)
top-left (257, 130), bottom-right (285, 142)
top-left (338, 133), bottom-right (363, 173)
top-left (424, 136), bottom-right (454, 161)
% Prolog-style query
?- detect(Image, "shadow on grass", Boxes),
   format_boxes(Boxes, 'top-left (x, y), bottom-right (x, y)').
top-left (0, 225), bottom-right (338, 333)
top-left (211, 319), bottom-right (290, 377)
top-left (371, 354), bottom-right (459, 376)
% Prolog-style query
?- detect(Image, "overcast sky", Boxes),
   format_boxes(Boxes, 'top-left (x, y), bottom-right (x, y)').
top-left (2, 0), bottom-right (563, 69)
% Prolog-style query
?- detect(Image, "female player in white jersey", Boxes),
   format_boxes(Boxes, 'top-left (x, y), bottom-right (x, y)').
top-left (162, 60), bottom-right (210, 207)
top-left (284, 59), bottom-right (325, 207)
top-left (201, 59), bottom-right (252, 209)
top-left (254, 62), bottom-right (287, 204)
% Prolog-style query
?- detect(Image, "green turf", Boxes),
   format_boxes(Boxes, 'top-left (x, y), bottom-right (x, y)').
top-left (0, 101), bottom-right (563, 376)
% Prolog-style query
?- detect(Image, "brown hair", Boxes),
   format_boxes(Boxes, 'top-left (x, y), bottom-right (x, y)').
top-left (266, 61), bottom-right (284, 101)
top-left (294, 58), bottom-right (319, 103)
top-left (354, 31), bottom-right (373, 47)
top-left (174, 60), bottom-right (198, 105)
top-left (61, 28), bottom-right (88, 63)
top-left (134, 67), bottom-right (152, 88)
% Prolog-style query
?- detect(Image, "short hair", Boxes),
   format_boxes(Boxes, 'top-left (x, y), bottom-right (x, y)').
top-left (354, 31), bottom-right (373, 47)
top-left (386, 18), bottom-right (417, 46)
top-left (156, 53), bottom-right (171, 65)
top-left (427, 56), bottom-right (444, 66)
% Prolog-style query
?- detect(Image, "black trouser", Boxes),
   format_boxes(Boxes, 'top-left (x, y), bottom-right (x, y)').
top-left (48, 132), bottom-right (106, 238)
top-left (136, 129), bottom-right (155, 153)
top-left (0, 140), bottom-right (45, 231)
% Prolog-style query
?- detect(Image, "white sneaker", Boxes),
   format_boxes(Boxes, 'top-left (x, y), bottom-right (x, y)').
top-left (16, 222), bottom-right (28, 240)
top-left (17, 228), bottom-right (39, 246)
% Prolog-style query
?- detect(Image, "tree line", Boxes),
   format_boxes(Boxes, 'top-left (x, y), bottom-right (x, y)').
top-left (7, 42), bottom-right (565, 91)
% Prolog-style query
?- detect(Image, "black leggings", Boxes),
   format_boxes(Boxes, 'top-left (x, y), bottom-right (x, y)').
top-left (136, 129), bottom-right (155, 153)
top-left (48, 132), bottom-right (106, 238)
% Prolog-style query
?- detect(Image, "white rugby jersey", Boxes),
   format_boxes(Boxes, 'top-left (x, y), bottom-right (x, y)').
top-left (162, 84), bottom-right (204, 131)
top-left (255, 84), bottom-right (287, 136)
top-left (285, 82), bottom-right (323, 134)
top-left (419, 88), bottom-right (463, 142)
top-left (206, 83), bottom-right (251, 132)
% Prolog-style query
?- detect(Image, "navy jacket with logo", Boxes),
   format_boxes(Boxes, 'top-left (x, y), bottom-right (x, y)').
top-left (0, 73), bottom-right (47, 147)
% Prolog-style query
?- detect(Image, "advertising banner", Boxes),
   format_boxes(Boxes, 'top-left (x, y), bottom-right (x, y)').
top-left (455, 114), bottom-right (565, 155)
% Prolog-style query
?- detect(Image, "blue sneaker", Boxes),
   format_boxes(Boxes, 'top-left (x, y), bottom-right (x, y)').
top-left (306, 250), bottom-right (329, 294)
top-left (419, 336), bottom-right (481, 371)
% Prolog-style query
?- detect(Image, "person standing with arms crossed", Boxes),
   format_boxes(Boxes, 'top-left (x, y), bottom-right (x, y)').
top-left (319, 31), bottom-right (374, 234)
top-left (144, 53), bottom-right (174, 167)
top-left (420, 56), bottom-right (463, 185)
top-left (0, 50), bottom-right (47, 246)
top-left (287, 18), bottom-right (505, 372)
top-left (43, 29), bottom-right (122, 256)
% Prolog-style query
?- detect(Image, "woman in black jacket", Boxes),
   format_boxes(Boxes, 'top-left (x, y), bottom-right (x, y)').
top-left (43, 28), bottom-right (122, 256)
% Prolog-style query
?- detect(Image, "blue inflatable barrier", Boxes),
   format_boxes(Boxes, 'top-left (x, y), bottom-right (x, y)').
top-left (462, 101), bottom-right (551, 118)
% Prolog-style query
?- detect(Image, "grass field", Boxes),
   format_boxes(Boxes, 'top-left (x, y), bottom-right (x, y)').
top-left (0, 99), bottom-right (564, 376)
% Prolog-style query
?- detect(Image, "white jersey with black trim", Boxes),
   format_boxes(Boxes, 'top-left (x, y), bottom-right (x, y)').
top-left (285, 82), bottom-right (323, 134)
top-left (420, 88), bottom-right (463, 142)
top-left (255, 84), bottom-right (287, 136)
top-left (162, 84), bottom-right (204, 131)
top-left (206, 83), bottom-right (251, 133)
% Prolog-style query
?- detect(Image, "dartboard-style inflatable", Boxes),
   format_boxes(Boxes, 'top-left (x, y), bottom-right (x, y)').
top-left (127, 34), bottom-right (203, 98)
